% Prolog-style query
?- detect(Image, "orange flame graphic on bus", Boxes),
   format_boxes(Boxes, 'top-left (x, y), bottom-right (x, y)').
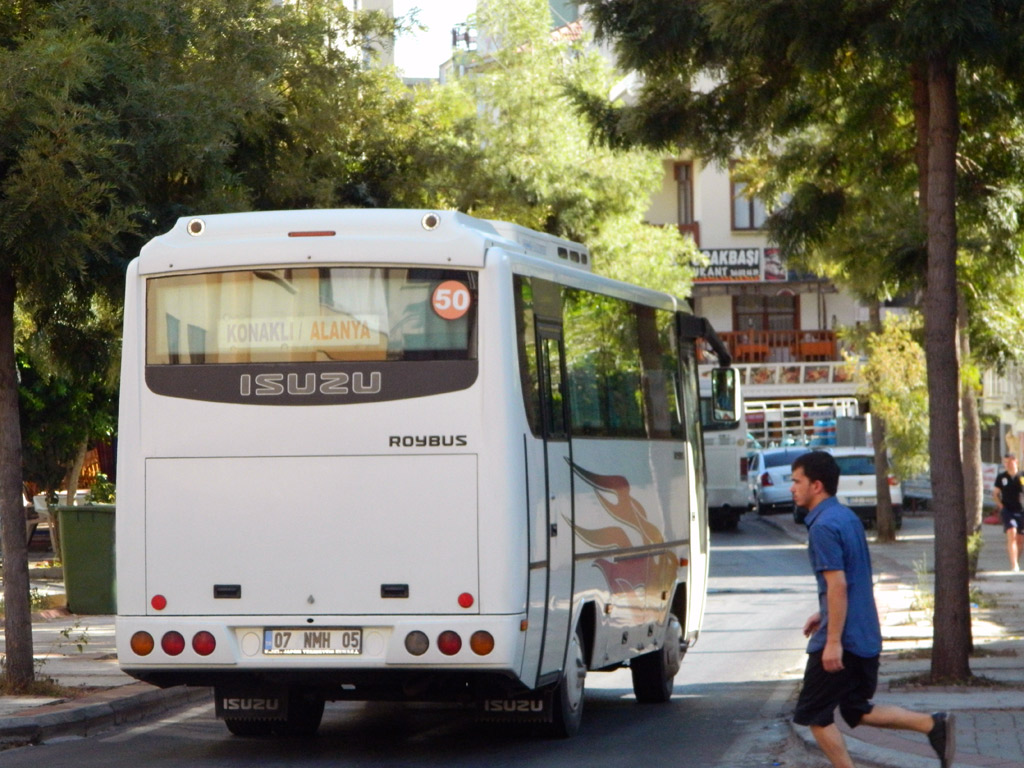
top-left (567, 461), bottom-right (679, 599)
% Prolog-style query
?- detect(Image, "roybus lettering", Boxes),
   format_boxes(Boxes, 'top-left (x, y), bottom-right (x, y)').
top-left (388, 435), bottom-right (467, 447)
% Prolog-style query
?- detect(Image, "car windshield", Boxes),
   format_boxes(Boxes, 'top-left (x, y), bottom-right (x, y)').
top-left (835, 455), bottom-right (877, 476)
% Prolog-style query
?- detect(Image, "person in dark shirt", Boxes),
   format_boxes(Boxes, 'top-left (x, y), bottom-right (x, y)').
top-left (993, 452), bottom-right (1024, 572)
top-left (790, 451), bottom-right (955, 768)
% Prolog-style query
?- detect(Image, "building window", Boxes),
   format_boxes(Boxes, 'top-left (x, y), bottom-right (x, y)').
top-left (675, 162), bottom-right (694, 226)
top-left (731, 169), bottom-right (767, 231)
top-left (734, 294), bottom-right (797, 332)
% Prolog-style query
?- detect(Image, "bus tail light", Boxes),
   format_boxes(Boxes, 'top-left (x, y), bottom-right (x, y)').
top-left (470, 631), bottom-right (494, 656)
top-left (405, 631), bottom-right (429, 656)
top-left (437, 631), bottom-right (462, 656)
top-left (740, 456), bottom-right (749, 480)
top-left (161, 631), bottom-right (186, 656)
top-left (192, 631), bottom-right (217, 656)
top-left (131, 631), bottom-right (155, 656)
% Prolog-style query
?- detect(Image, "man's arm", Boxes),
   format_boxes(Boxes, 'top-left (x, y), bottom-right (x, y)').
top-left (821, 569), bottom-right (847, 672)
top-left (994, 484), bottom-right (1003, 511)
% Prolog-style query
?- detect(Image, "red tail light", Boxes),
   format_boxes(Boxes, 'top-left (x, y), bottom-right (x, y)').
top-left (740, 456), bottom-right (749, 479)
top-left (161, 631), bottom-right (185, 656)
top-left (192, 631), bottom-right (216, 656)
top-left (437, 631), bottom-right (462, 656)
top-left (761, 472), bottom-right (773, 486)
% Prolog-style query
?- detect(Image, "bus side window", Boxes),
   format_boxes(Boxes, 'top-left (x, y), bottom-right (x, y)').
top-left (514, 276), bottom-right (541, 436)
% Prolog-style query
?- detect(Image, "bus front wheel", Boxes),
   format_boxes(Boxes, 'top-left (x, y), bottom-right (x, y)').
top-left (630, 614), bottom-right (682, 703)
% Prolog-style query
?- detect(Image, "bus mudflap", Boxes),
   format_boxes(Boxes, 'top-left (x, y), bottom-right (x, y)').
top-left (215, 686), bottom-right (289, 721)
top-left (478, 691), bottom-right (552, 722)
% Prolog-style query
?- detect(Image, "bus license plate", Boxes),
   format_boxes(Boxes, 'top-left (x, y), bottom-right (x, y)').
top-left (263, 628), bottom-right (362, 655)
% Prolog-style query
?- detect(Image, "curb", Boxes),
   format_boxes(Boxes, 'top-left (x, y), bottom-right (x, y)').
top-left (0, 683), bottom-right (211, 746)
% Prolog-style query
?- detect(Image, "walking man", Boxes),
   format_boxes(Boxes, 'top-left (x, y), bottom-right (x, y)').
top-left (789, 450), bottom-right (955, 768)
top-left (993, 452), bottom-right (1024, 572)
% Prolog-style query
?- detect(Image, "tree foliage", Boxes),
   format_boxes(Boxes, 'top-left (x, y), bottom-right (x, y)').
top-left (453, 0), bottom-right (698, 294)
top-left (848, 314), bottom-right (929, 482)
top-left (580, 0), bottom-right (1024, 682)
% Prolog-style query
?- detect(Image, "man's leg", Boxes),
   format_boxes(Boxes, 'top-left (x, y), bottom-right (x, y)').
top-left (859, 704), bottom-right (932, 733)
top-left (1007, 526), bottom-right (1021, 571)
top-left (809, 723), bottom-right (855, 768)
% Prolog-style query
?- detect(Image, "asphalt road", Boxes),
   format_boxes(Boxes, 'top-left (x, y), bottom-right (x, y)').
top-left (0, 515), bottom-right (819, 768)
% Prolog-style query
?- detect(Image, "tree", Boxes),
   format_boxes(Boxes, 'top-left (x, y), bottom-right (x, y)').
top-left (446, 0), bottom-right (698, 293)
top-left (0, 0), bottom-right (406, 690)
top-left (580, 0), bottom-right (1024, 682)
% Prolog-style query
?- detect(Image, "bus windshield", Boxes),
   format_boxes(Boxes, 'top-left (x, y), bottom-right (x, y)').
top-left (146, 267), bottom-right (477, 365)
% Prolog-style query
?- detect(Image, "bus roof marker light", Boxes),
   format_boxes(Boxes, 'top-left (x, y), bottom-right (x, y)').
top-left (421, 212), bottom-right (441, 230)
top-left (458, 592), bottom-right (474, 609)
top-left (187, 218), bottom-right (205, 237)
top-left (151, 594), bottom-right (167, 611)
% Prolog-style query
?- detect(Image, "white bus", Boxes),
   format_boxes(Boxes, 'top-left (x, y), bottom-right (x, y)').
top-left (116, 209), bottom-right (737, 738)
top-left (699, 376), bottom-right (753, 531)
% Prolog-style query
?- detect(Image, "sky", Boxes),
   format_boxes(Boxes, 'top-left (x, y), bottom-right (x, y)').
top-left (391, 1), bottom-right (478, 79)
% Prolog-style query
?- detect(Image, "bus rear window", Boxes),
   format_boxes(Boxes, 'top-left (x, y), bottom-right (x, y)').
top-left (146, 268), bottom-right (477, 364)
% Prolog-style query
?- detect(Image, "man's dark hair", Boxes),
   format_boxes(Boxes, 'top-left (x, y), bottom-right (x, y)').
top-left (792, 451), bottom-right (840, 496)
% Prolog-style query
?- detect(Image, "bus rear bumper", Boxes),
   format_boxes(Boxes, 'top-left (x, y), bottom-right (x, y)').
top-left (117, 614), bottom-right (527, 681)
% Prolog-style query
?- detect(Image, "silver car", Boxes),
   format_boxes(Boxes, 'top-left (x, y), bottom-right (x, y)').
top-left (748, 446), bottom-right (811, 515)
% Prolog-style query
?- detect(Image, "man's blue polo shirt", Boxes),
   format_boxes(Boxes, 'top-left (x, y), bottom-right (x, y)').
top-left (804, 496), bottom-right (882, 658)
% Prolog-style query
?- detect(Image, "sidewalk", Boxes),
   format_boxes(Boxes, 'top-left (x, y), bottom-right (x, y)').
top-left (760, 508), bottom-right (1024, 768)
top-left (0, 555), bottom-right (209, 747)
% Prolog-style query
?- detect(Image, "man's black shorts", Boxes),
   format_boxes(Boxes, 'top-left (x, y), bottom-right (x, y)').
top-left (1002, 508), bottom-right (1024, 533)
top-left (793, 650), bottom-right (879, 728)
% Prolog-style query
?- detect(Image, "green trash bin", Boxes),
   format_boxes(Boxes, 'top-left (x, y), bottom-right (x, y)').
top-left (57, 504), bottom-right (116, 615)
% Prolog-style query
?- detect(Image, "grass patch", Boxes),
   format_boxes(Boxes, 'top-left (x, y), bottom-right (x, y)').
top-left (0, 589), bottom-right (65, 618)
top-left (893, 644), bottom-right (1017, 661)
top-left (969, 586), bottom-right (998, 609)
top-left (889, 673), bottom-right (1007, 688)
top-left (910, 552), bottom-right (934, 618)
top-left (0, 675), bottom-right (98, 698)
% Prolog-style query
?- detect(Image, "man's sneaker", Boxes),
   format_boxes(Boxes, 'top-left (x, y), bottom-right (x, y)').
top-left (928, 711), bottom-right (956, 768)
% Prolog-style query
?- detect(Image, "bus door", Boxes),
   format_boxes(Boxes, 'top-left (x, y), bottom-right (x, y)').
top-left (536, 322), bottom-right (575, 680)
top-left (676, 329), bottom-right (710, 642)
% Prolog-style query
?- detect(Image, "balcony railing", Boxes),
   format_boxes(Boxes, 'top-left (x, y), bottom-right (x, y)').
top-left (720, 329), bottom-right (838, 363)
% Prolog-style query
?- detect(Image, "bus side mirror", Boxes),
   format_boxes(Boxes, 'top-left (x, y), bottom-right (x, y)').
top-left (710, 367), bottom-right (738, 424)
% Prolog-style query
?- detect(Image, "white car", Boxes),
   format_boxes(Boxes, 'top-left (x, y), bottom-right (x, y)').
top-left (793, 447), bottom-right (903, 528)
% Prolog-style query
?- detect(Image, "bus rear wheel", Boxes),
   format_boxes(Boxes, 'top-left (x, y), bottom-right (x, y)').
top-left (549, 627), bottom-right (586, 737)
top-left (272, 687), bottom-right (325, 738)
top-left (630, 614), bottom-right (683, 703)
top-left (225, 718), bottom-right (274, 737)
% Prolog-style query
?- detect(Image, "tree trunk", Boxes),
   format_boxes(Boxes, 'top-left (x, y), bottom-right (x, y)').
top-left (959, 291), bottom-right (983, 534)
top-left (869, 303), bottom-right (896, 542)
top-left (924, 56), bottom-right (972, 682)
top-left (65, 441), bottom-right (88, 506)
top-left (0, 271), bottom-right (33, 690)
